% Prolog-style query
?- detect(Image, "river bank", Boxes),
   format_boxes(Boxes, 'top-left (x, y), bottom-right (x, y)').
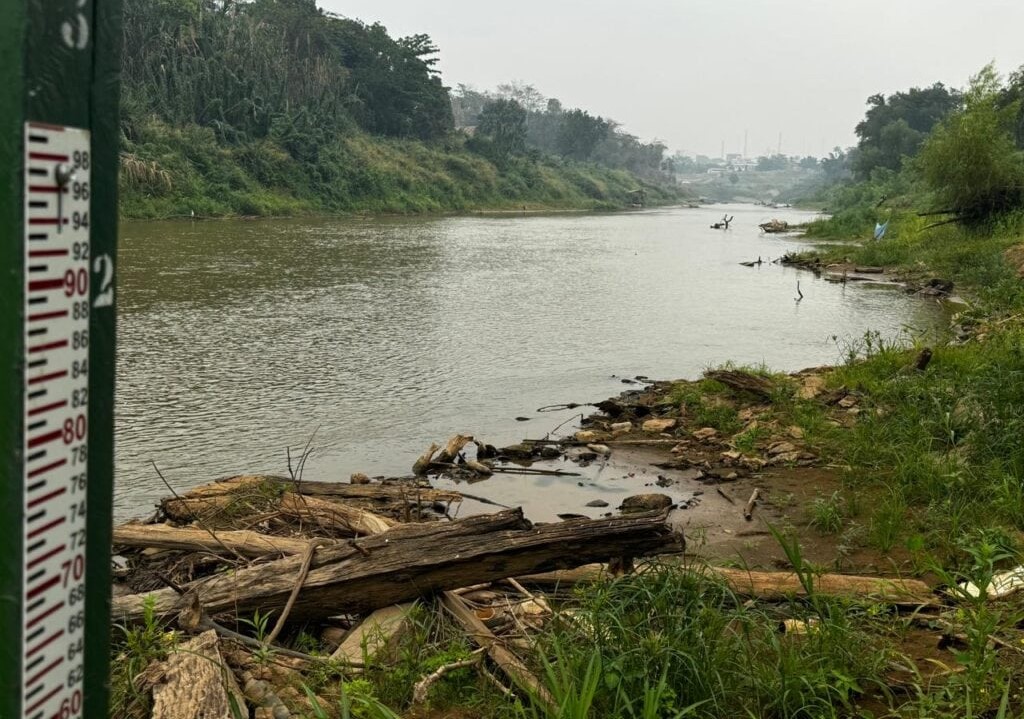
top-left (114, 206), bottom-right (947, 522)
top-left (119, 123), bottom-right (683, 221)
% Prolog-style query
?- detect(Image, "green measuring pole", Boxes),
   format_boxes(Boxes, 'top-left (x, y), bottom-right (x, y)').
top-left (1, 0), bottom-right (121, 716)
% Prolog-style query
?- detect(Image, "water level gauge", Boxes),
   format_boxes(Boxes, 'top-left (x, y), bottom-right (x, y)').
top-left (20, 122), bottom-right (92, 719)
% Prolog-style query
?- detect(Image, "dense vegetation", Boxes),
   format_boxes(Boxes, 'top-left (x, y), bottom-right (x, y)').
top-left (452, 82), bottom-right (672, 181)
top-left (118, 0), bottom-right (680, 218)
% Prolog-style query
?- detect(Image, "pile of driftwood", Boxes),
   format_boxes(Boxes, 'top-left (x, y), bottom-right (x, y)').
top-left (111, 472), bottom-right (685, 717)
top-left (759, 218), bottom-right (789, 233)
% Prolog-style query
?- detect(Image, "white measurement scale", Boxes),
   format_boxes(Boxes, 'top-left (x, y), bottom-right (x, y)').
top-left (20, 123), bottom-right (92, 719)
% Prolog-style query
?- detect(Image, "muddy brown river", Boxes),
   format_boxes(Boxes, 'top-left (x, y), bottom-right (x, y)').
top-left (115, 204), bottom-right (947, 520)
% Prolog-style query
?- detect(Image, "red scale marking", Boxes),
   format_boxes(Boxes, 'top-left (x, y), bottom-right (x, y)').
top-left (26, 575), bottom-right (60, 600)
top-left (28, 370), bottom-right (68, 385)
top-left (27, 544), bottom-right (67, 570)
top-left (27, 278), bottom-right (63, 291)
top-left (27, 458), bottom-right (66, 479)
top-left (24, 656), bottom-right (63, 689)
top-left (27, 488), bottom-right (66, 510)
top-left (28, 310), bottom-right (68, 322)
top-left (27, 186), bottom-right (68, 194)
top-left (27, 517), bottom-right (65, 540)
top-left (27, 430), bottom-right (62, 449)
top-left (28, 249), bottom-right (68, 258)
top-left (27, 218), bottom-right (67, 226)
top-left (28, 122), bottom-right (65, 132)
top-left (26, 630), bottom-right (65, 659)
top-left (28, 400), bottom-right (67, 417)
top-left (24, 685), bottom-right (61, 716)
top-left (28, 339), bottom-right (68, 354)
top-left (27, 601), bottom-right (65, 628)
top-left (28, 152), bottom-right (69, 162)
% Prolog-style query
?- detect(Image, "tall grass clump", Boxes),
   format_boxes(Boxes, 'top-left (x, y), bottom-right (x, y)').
top-left (527, 565), bottom-right (890, 719)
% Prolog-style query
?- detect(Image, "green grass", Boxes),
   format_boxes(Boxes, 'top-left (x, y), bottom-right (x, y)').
top-left (119, 118), bottom-right (683, 220)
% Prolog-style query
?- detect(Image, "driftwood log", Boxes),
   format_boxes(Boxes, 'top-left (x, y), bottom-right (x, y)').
top-left (159, 475), bottom-right (461, 523)
top-left (704, 369), bottom-right (775, 400)
top-left (149, 630), bottom-right (244, 719)
top-left (112, 509), bottom-right (683, 623)
top-left (277, 492), bottom-right (397, 536)
top-left (518, 564), bottom-right (935, 607)
top-left (113, 523), bottom-right (320, 558)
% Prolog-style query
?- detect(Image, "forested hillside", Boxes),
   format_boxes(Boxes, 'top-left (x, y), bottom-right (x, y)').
top-left (119, 0), bottom-right (680, 218)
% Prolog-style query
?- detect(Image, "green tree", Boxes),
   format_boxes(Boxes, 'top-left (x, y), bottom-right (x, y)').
top-left (853, 83), bottom-right (961, 178)
top-left (557, 109), bottom-right (610, 161)
top-left (918, 65), bottom-right (1024, 223)
top-left (473, 98), bottom-right (527, 161)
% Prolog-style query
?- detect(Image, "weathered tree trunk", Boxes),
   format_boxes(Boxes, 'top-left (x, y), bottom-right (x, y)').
top-left (112, 509), bottom-right (682, 622)
top-left (277, 492), bottom-right (396, 536)
top-left (296, 481), bottom-right (461, 503)
top-left (159, 475), bottom-right (462, 523)
top-left (435, 434), bottom-right (474, 465)
top-left (412, 443), bottom-right (439, 475)
top-left (113, 523), bottom-right (318, 557)
top-left (703, 369), bottom-right (775, 400)
top-left (150, 630), bottom-right (244, 719)
top-left (518, 564), bottom-right (935, 606)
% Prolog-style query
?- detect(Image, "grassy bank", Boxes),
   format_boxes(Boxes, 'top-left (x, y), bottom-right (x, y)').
top-left (119, 119), bottom-right (681, 220)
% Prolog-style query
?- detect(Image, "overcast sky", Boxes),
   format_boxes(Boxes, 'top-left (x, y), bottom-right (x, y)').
top-left (319, 1), bottom-right (1024, 158)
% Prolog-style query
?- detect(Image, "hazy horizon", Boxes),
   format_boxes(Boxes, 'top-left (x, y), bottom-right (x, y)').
top-left (319, 1), bottom-right (1024, 158)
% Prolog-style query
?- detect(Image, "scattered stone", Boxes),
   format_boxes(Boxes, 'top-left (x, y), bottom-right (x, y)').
top-left (655, 475), bottom-right (673, 488)
top-left (515, 416), bottom-right (531, 422)
top-left (557, 513), bottom-right (588, 521)
top-left (586, 443), bottom-right (611, 457)
top-left (769, 451), bottom-right (802, 464)
top-left (768, 441), bottom-right (797, 456)
top-left (740, 456), bottom-right (767, 471)
top-left (692, 427), bottom-right (719, 441)
top-left (574, 431), bottom-right (600, 443)
top-left (720, 450), bottom-right (742, 462)
top-left (642, 418), bottom-right (677, 433)
top-left (610, 421), bottom-right (633, 435)
top-left (724, 472), bottom-right (739, 481)
top-left (585, 499), bottom-right (610, 508)
top-left (350, 472), bottom-right (371, 485)
top-left (798, 375), bottom-right (826, 400)
top-left (537, 445), bottom-right (562, 459)
top-left (787, 426), bottom-right (805, 440)
top-left (837, 395), bottom-right (858, 409)
top-left (619, 493), bottom-right (673, 512)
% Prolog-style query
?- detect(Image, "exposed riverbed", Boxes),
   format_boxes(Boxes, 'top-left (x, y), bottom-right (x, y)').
top-left (115, 204), bottom-right (948, 520)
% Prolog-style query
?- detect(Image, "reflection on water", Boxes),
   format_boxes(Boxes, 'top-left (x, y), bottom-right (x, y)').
top-left (115, 204), bottom-right (946, 519)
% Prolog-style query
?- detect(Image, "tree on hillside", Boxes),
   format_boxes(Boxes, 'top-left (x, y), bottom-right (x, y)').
top-left (496, 81), bottom-right (547, 113)
top-left (820, 147), bottom-right (853, 183)
top-left (918, 65), bottom-right (1024, 224)
top-left (853, 83), bottom-right (961, 179)
top-left (557, 109), bottom-right (610, 161)
top-left (473, 99), bottom-right (528, 161)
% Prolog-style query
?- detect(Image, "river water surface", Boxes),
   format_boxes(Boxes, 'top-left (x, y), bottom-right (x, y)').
top-left (116, 204), bottom-right (945, 519)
